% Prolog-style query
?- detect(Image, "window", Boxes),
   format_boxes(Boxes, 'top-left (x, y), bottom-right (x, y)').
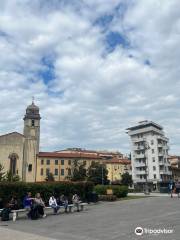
top-left (31, 119), bottom-right (35, 127)
top-left (46, 159), bottom-right (50, 165)
top-left (55, 159), bottom-right (58, 165)
top-left (41, 168), bottom-right (43, 176)
top-left (61, 169), bottom-right (64, 176)
top-left (152, 157), bottom-right (155, 162)
top-left (151, 140), bottom-right (154, 145)
top-left (68, 160), bottom-right (71, 165)
top-left (154, 174), bottom-right (156, 179)
top-left (46, 168), bottom-right (50, 176)
top-left (61, 159), bottom-right (64, 165)
top-left (152, 149), bottom-right (154, 154)
top-left (41, 159), bottom-right (44, 165)
top-left (28, 164), bottom-right (32, 172)
top-left (153, 166), bottom-right (156, 171)
top-left (68, 168), bottom-right (71, 175)
top-left (55, 169), bottom-right (58, 176)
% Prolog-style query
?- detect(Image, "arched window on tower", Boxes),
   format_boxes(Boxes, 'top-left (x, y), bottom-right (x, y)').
top-left (31, 119), bottom-right (35, 126)
top-left (8, 153), bottom-right (19, 175)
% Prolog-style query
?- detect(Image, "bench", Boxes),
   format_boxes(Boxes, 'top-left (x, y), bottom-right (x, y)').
top-left (79, 202), bottom-right (88, 211)
top-left (0, 203), bottom-right (87, 221)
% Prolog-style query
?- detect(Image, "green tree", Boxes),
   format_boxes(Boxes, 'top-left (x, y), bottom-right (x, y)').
top-left (45, 172), bottom-right (55, 182)
top-left (0, 164), bottom-right (6, 181)
top-left (121, 172), bottom-right (133, 186)
top-left (5, 171), bottom-right (20, 182)
top-left (71, 159), bottom-right (87, 181)
top-left (87, 161), bottom-right (108, 185)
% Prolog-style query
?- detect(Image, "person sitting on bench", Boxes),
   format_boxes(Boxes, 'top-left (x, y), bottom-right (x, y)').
top-left (23, 192), bottom-right (33, 218)
top-left (8, 196), bottom-right (19, 210)
top-left (34, 193), bottom-right (46, 218)
top-left (49, 196), bottom-right (60, 214)
top-left (59, 194), bottom-right (68, 213)
top-left (72, 194), bottom-right (80, 212)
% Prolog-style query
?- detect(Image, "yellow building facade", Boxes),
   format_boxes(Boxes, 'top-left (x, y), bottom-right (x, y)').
top-left (106, 159), bottom-right (131, 183)
top-left (36, 151), bottom-right (105, 182)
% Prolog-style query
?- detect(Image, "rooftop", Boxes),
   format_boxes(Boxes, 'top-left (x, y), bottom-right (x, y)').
top-left (126, 120), bottom-right (163, 132)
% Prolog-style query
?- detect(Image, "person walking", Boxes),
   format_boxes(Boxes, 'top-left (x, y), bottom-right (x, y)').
top-left (169, 180), bottom-right (175, 198)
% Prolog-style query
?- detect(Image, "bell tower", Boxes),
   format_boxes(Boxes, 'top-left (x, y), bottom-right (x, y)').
top-left (22, 99), bottom-right (41, 182)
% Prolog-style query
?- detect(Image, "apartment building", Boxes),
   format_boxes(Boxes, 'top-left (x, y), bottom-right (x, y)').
top-left (168, 155), bottom-right (180, 181)
top-left (127, 120), bottom-right (172, 191)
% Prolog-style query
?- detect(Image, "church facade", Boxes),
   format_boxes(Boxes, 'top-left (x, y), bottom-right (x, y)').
top-left (0, 101), bottom-right (40, 182)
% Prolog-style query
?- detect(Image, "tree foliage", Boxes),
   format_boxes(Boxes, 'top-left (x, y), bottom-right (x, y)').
top-left (4, 171), bottom-right (20, 182)
top-left (45, 172), bottom-right (55, 182)
top-left (71, 159), bottom-right (87, 181)
top-left (121, 172), bottom-right (133, 186)
top-left (0, 164), bottom-right (6, 181)
top-left (87, 161), bottom-right (108, 185)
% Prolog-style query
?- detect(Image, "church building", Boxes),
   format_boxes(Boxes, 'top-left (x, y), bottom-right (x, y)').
top-left (0, 100), bottom-right (41, 182)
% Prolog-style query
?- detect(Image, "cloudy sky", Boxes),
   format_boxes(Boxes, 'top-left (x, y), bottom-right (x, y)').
top-left (0, 0), bottom-right (180, 154)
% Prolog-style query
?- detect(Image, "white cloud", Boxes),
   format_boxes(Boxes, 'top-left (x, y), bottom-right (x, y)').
top-left (0, 0), bottom-right (180, 154)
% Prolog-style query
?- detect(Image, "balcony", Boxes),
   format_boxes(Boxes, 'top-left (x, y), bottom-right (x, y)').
top-left (134, 162), bottom-right (146, 167)
top-left (135, 170), bottom-right (146, 175)
top-left (133, 145), bottom-right (145, 151)
top-left (132, 138), bottom-right (144, 143)
top-left (158, 152), bottom-right (164, 156)
top-left (134, 153), bottom-right (145, 159)
top-left (159, 161), bottom-right (164, 166)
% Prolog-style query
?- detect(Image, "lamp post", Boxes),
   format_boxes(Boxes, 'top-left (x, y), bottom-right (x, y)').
top-left (143, 138), bottom-right (150, 195)
top-left (101, 164), bottom-right (104, 185)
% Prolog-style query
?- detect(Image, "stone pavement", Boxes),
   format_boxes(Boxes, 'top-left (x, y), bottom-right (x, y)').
top-left (128, 192), bottom-right (170, 197)
top-left (1, 196), bottom-right (180, 240)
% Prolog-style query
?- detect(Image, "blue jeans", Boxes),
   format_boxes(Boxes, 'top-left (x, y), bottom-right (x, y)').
top-left (50, 204), bottom-right (60, 213)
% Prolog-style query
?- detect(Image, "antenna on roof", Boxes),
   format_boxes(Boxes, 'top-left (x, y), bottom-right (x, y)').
top-left (32, 96), bottom-right (35, 104)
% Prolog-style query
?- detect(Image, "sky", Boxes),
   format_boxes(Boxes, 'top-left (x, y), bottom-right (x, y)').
top-left (0, 0), bottom-right (180, 154)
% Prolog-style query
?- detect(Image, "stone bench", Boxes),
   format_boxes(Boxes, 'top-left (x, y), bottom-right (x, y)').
top-left (0, 203), bottom-right (87, 221)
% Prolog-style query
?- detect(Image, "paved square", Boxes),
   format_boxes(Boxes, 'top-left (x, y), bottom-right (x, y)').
top-left (1, 196), bottom-right (180, 240)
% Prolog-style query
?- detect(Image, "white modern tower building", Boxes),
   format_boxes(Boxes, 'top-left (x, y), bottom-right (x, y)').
top-left (127, 121), bottom-right (172, 191)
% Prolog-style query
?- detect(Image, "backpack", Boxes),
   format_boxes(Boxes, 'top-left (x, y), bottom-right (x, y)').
top-left (29, 204), bottom-right (39, 220)
top-left (0, 208), bottom-right (11, 221)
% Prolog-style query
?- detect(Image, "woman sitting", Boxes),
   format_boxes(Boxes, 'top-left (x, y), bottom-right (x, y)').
top-left (34, 193), bottom-right (46, 218)
top-left (49, 196), bottom-right (60, 214)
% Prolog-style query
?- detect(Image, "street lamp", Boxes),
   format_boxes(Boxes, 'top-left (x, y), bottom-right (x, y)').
top-left (91, 164), bottom-right (104, 185)
top-left (101, 164), bottom-right (104, 185)
top-left (142, 138), bottom-right (150, 195)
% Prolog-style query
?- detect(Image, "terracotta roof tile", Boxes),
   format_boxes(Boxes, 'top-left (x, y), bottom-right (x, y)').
top-left (38, 152), bottom-right (102, 159)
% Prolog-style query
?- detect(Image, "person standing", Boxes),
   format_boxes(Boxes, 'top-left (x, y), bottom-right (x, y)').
top-left (175, 181), bottom-right (180, 198)
top-left (169, 180), bottom-right (175, 198)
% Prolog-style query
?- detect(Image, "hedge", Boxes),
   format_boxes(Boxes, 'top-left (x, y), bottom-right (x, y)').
top-left (0, 181), bottom-right (94, 208)
top-left (94, 185), bottom-right (128, 198)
